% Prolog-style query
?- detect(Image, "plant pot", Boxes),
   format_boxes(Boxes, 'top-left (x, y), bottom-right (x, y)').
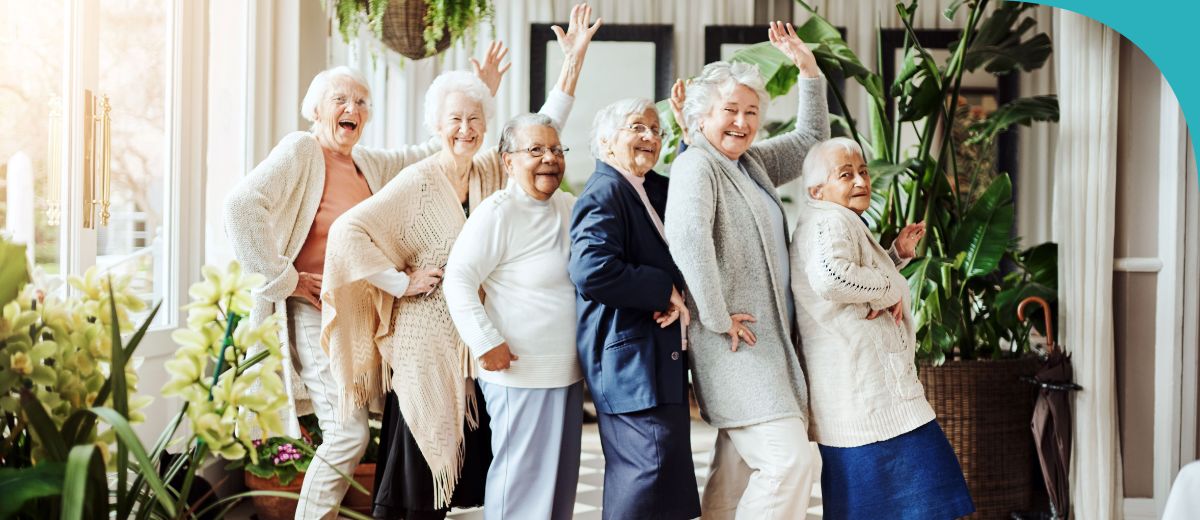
top-left (377, 0), bottom-right (453, 60)
top-left (919, 356), bottom-right (1041, 519)
top-left (243, 463), bottom-right (377, 519)
top-left (244, 471), bottom-right (304, 520)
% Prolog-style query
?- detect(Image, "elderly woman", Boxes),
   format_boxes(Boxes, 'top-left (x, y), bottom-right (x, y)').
top-left (442, 113), bottom-right (586, 520)
top-left (566, 97), bottom-right (698, 520)
top-left (223, 63), bottom-right (456, 518)
top-left (662, 21), bottom-right (828, 518)
top-left (790, 137), bottom-right (973, 519)
top-left (321, 7), bottom-right (598, 519)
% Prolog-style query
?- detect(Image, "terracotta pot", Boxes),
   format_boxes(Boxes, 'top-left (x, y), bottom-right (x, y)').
top-left (244, 463), bottom-right (377, 519)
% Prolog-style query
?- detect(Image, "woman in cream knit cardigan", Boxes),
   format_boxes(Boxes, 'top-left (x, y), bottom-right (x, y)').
top-left (790, 137), bottom-right (973, 519)
top-left (321, 7), bottom-right (598, 519)
top-left (223, 64), bottom-right (454, 519)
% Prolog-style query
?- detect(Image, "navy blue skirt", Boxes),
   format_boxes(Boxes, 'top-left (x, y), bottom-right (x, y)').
top-left (818, 420), bottom-right (974, 520)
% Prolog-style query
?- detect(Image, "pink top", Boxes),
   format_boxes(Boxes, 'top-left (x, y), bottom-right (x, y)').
top-left (616, 168), bottom-right (687, 350)
top-left (293, 148), bottom-right (374, 276)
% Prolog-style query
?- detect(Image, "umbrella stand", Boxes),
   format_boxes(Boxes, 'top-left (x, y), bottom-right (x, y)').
top-left (1016, 296), bottom-right (1081, 520)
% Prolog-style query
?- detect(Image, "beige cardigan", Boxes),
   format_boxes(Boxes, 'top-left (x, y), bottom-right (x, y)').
top-left (321, 151), bottom-right (505, 507)
top-left (789, 199), bottom-right (935, 447)
top-left (222, 131), bottom-right (438, 437)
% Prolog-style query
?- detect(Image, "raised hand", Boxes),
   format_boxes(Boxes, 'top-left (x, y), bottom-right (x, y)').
top-left (669, 78), bottom-right (690, 144)
top-left (768, 20), bottom-right (818, 78)
top-left (552, 3), bottom-right (602, 63)
top-left (471, 40), bottom-right (512, 97)
top-left (893, 221), bottom-right (926, 260)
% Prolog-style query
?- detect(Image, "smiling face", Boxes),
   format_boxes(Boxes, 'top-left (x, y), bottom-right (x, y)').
top-left (314, 76), bottom-right (370, 153)
top-left (809, 147), bottom-right (872, 214)
top-left (699, 84), bottom-right (761, 160)
top-left (436, 91), bottom-right (487, 158)
top-left (503, 125), bottom-right (565, 201)
top-left (604, 108), bottom-right (662, 177)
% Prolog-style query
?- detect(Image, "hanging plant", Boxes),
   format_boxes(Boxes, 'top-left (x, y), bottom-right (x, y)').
top-left (333, 0), bottom-right (494, 60)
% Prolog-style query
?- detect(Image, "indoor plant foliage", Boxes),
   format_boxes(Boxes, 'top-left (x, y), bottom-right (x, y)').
top-left (333, 0), bottom-right (494, 59)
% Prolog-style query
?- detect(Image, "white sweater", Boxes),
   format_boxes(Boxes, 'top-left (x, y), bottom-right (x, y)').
top-left (790, 199), bottom-right (936, 448)
top-left (443, 180), bottom-right (584, 388)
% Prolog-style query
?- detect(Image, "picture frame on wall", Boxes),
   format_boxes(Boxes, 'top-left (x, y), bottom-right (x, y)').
top-left (529, 23), bottom-right (673, 189)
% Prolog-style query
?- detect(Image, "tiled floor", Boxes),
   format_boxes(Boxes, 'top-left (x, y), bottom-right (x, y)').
top-left (446, 420), bottom-right (824, 520)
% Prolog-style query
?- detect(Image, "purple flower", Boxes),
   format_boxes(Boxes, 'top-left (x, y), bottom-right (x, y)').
top-left (273, 456), bottom-right (281, 465)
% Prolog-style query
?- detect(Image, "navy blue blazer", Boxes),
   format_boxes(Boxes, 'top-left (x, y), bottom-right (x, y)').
top-left (568, 160), bottom-right (689, 415)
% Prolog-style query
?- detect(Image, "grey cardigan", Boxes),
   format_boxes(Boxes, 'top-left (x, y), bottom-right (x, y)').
top-left (663, 76), bottom-right (830, 428)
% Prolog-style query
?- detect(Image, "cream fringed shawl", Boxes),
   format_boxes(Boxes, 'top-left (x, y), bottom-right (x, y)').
top-left (322, 151), bottom-right (504, 507)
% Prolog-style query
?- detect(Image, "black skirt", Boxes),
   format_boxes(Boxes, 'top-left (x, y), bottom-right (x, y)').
top-left (372, 382), bottom-right (493, 520)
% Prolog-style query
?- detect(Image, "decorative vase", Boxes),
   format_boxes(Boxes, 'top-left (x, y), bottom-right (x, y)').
top-left (244, 462), bottom-right (377, 519)
top-left (919, 356), bottom-right (1041, 519)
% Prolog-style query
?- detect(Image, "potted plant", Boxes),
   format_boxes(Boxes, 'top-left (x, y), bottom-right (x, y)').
top-left (333, 0), bottom-right (494, 60)
top-left (0, 247), bottom-right (373, 520)
top-left (660, 1), bottom-right (1060, 517)
top-left (241, 414), bottom-right (382, 519)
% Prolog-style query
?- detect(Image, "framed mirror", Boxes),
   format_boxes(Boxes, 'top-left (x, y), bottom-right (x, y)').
top-left (530, 23), bottom-right (673, 189)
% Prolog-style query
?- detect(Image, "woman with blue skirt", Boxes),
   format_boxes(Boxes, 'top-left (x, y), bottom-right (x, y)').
top-left (789, 137), bottom-right (975, 519)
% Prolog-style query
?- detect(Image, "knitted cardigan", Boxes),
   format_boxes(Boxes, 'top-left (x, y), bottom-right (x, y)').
top-left (321, 151), bottom-right (504, 508)
top-left (663, 76), bottom-right (829, 429)
top-left (789, 199), bottom-right (936, 448)
top-left (222, 131), bottom-right (438, 438)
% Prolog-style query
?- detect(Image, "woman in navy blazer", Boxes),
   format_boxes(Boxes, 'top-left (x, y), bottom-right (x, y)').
top-left (568, 97), bottom-right (700, 520)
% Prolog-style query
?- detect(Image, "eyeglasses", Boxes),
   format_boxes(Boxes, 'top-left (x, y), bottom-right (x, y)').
top-left (513, 145), bottom-right (569, 158)
top-left (623, 123), bottom-right (667, 139)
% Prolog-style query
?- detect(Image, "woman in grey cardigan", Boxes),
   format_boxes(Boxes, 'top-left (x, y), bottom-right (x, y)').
top-left (663, 21), bottom-right (828, 519)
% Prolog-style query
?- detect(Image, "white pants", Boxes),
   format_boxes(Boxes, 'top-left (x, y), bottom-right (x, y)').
top-left (479, 380), bottom-right (583, 520)
top-left (700, 416), bottom-right (819, 520)
top-left (290, 299), bottom-right (371, 520)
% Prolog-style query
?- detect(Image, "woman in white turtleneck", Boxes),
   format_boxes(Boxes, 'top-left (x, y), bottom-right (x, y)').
top-left (442, 113), bottom-right (584, 520)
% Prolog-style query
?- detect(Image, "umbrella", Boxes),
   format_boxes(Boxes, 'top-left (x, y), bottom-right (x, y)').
top-left (1018, 296), bottom-right (1082, 520)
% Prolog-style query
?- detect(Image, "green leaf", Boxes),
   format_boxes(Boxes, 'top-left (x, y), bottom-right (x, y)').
top-left (728, 42), bottom-right (798, 99)
top-left (943, 0), bottom-right (969, 20)
top-left (966, 95), bottom-right (1059, 145)
top-left (0, 237), bottom-right (29, 307)
top-left (964, 3), bottom-right (1052, 75)
top-left (61, 444), bottom-right (106, 520)
top-left (951, 174), bottom-right (1015, 279)
top-left (89, 407), bottom-right (177, 517)
top-left (19, 389), bottom-right (68, 462)
top-left (0, 463), bottom-right (65, 517)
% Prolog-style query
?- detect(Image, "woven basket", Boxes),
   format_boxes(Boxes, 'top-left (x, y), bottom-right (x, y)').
top-left (377, 0), bottom-right (453, 60)
top-left (919, 356), bottom-right (1040, 519)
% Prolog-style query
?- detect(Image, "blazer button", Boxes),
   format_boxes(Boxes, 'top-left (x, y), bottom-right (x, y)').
top-left (671, 351), bottom-right (680, 361)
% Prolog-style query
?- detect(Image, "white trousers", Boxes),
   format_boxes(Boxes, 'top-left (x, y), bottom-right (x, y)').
top-left (700, 416), bottom-right (819, 520)
top-left (479, 380), bottom-right (583, 520)
top-left (290, 299), bottom-right (371, 520)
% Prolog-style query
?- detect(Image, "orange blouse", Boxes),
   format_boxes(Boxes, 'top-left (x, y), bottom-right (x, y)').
top-left (293, 148), bottom-right (374, 276)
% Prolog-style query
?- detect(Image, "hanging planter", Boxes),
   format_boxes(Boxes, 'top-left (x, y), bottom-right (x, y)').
top-left (335, 0), bottom-right (494, 60)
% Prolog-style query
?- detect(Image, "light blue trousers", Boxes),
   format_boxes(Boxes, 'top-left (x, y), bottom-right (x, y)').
top-left (479, 380), bottom-right (584, 520)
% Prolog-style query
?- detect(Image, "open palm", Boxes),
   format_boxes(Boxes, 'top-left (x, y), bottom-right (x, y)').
top-left (768, 20), bottom-right (818, 78)
top-left (552, 3), bottom-right (602, 61)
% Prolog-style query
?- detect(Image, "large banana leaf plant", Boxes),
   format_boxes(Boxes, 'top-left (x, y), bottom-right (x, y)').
top-left (659, 0), bottom-right (1059, 364)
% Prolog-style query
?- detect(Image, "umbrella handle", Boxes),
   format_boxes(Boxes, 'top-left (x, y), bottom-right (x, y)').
top-left (1017, 296), bottom-right (1055, 354)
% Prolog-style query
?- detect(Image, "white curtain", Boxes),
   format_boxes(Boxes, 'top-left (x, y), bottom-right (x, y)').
top-left (1052, 9), bottom-right (1124, 520)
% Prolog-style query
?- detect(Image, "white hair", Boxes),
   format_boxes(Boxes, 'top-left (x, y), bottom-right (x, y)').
top-left (802, 137), bottom-right (865, 198)
top-left (423, 71), bottom-right (495, 134)
top-left (300, 66), bottom-right (371, 124)
top-left (498, 113), bottom-right (559, 154)
top-left (589, 98), bottom-right (659, 159)
top-left (680, 61), bottom-right (770, 134)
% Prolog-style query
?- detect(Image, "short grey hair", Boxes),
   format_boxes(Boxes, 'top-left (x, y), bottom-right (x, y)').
top-left (680, 61), bottom-right (770, 134)
top-left (802, 137), bottom-right (865, 198)
top-left (589, 98), bottom-right (659, 159)
top-left (300, 66), bottom-right (371, 124)
top-left (423, 71), bottom-right (495, 134)
top-left (498, 113), bottom-right (559, 154)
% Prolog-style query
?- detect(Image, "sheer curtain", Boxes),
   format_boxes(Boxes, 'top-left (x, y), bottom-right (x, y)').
top-left (1052, 9), bottom-right (1124, 520)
